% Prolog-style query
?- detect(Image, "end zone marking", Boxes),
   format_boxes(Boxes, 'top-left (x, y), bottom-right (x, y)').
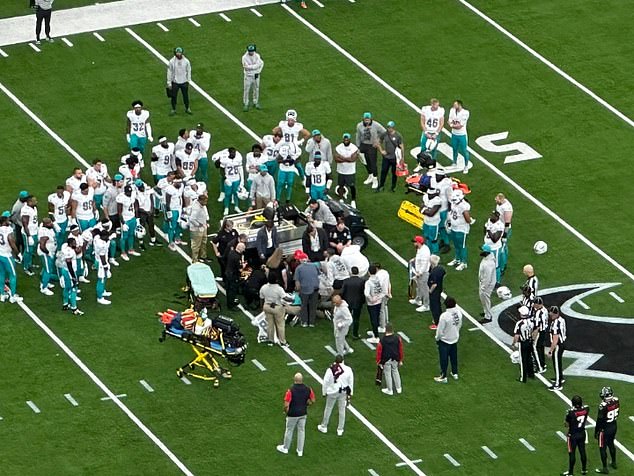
top-left (609, 292), bottom-right (625, 303)
top-left (556, 431), bottom-right (567, 441)
top-left (101, 394), bottom-right (127, 401)
top-left (287, 359), bottom-right (315, 366)
top-left (179, 376), bottom-right (191, 385)
top-left (396, 459), bottom-right (422, 467)
top-left (519, 438), bottom-right (536, 451)
top-left (219, 13), bottom-right (232, 22)
top-left (397, 331), bottom-right (411, 343)
top-left (361, 339), bottom-right (376, 350)
top-left (26, 401), bottom-right (41, 413)
top-left (139, 380), bottom-right (154, 392)
top-left (251, 359), bottom-right (267, 371)
top-left (61, 37), bottom-right (73, 47)
top-left (250, 8), bottom-right (263, 17)
top-left (482, 446), bottom-right (497, 459)
top-left (93, 32), bottom-right (105, 42)
top-left (443, 453), bottom-right (460, 467)
top-left (188, 17), bottom-right (200, 27)
top-left (64, 393), bottom-right (79, 406)
top-left (156, 22), bottom-right (169, 32)
top-left (0, 48), bottom-right (8, 58)
top-left (28, 43), bottom-right (41, 53)
top-left (324, 345), bottom-right (337, 356)
top-left (577, 299), bottom-right (590, 310)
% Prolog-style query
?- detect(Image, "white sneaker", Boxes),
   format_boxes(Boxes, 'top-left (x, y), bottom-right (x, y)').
top-left (40, 287), bottom-right (54, 296)
top-left (168, 243), bottom-right (177, 251)
top-left (367, 337), bottom-right (379, 344)
top-left (223, 208), bottom-right (229, 216)
top-left (79, 276), bottom-right (90, 283)
top-left (455, 263), bottom-right (468, 271)
top-left (109, 258), bottom-right (119, 267)
top-left (396, 387), bottom-right (402, 394)
top-left (317, 424), bottom-right (327, 434)
top-left (276, 445), bottom-right (288, 455)
top-left (377, 326), bottom-right (385, 334)
top-left (234, 206), bottom-right (242, 213)
top-left (97, 298), bottom-right (111, 305)
top-left (102, 291), bottom-right (112, 297)
top-left (0, 294), bottom-right (7, 303)
top-left (363, 174), bottom-right (374, 185)
top-left (447, 259), bottom-right (459, 267)
top-left (345, 347), bottom-right (354, 354)
top-left (366, 330), bottom-right (374, 337)
top-left (128, 250), bottom-right (141, 257)
top-left (371, 177), bottom-right (379, 189)
top-left (351, 200), bottom-right (357, 209)
top-left (47, 283), bottom-right (55, 289)
top-left (336, 429), bottom-right (344, 437)
top-left (381, 388), bottom-right (393, 396)
top-left (463, 167), bottom-right (469, 174)
top-left (296, 450), bottom-right (303, 457)
top-left (10, 294), bottom-right (24, 303)
top-left (217, 192), bottom-right (225, 203)
top-left (408, 298), bottom-right (421, 305)
top-left (451, 373), bottom-right (459, 380)
top-left (120, 254), bottom-right (130, 261)
top-left (434, 376), bottom-right (448, 383)
top-left (416, 305), bottom-right (430, 312)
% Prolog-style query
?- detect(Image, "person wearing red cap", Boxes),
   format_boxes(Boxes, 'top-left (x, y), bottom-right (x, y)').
top-left (409, 236), bottom-right (430, 313)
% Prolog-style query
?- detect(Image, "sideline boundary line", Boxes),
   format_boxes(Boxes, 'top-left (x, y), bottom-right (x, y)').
top-left (280, 3), bottom-right (634, 286)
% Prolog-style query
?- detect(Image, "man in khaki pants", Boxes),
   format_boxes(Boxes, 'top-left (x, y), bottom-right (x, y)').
top-left (260, 273), bottom-right (288, 346)
top-left (188, 195), bottom-right (209, 262)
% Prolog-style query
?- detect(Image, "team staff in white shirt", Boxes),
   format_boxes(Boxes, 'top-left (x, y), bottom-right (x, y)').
top-left (334, 133), bottom-right (360, 209)
top-left (449, 100), bottom-right (470, 173)
top-left (242, 44), bottom-right (264, 112)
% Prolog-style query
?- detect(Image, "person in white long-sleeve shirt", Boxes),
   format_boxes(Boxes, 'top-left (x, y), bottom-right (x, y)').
top-left (434, 297), bottom-right (463, 383)
top-left (331, 295), bottom-right (353, 356)
top-left (317, 354), bottom-right (354, 437)
top-left (242, 44), bottom-right (264, 111)
top-left (167, 47), bottom-right (192, 115)
top-left (409, 235), bottom-right (431, 312)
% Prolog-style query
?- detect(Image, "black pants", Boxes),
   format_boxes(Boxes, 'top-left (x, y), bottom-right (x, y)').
top-left (14, 223), bottom-right (24, 253)
top-left (438, 340), bottom-right (458, 377)
top-left (367, 303), bottom-right (380, 337)
top-left (379, 158), bottom-right (397, 190)
top-left (226, 278), bottom-right (239, 309)
top-left (552, 342), bottom-right (565, 386)
top-left (519, 340), bottom-right (535, 382)
top-left (171, 82), bottom-right (190, 109)
top-left (567, 432), bottom-right (587, 474)
top-left (532, 330), bottom-right (546, 371)
top-left (35, 7), bottom-right (52, 40)
top-left (359, 143), bottom-right (378, 176)
top-left (138, 211), bottom-right (156, 239)
top-left (598, 427), bottom-right (617, 469)
top-left (350, 305), bottom-right (362, 337)
top-left (430, 290), bottom-right (442, 324)
top-left (300, 290), bottom-right (318, 325)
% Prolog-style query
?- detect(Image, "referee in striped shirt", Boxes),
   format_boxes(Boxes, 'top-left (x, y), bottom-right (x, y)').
top-left (531, 297), bottom-right (548, 374)
top-left (512, 305), bottom-right (534, 383)
top-left (520, 264), bottom-right (538, 308)
top-left (548, 306), bottom-right (566, 391)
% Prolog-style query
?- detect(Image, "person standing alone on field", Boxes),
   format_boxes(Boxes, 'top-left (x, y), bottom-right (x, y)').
top-left (277, 372), bottom-right (315, 457)
top-left (434, 297), bottom-right (462, 383)
top-left (34, 0), bottom-right (54, 45)
top-left (317, 355), bottom-right (354, 437)
top-left (355, 112), bottom-right (385, 190)
top-left (167, 47), bottom-right (192, 116)
top-left (242, 44), bottom-right (264, 111)
top-left (376, 323), bottom-right (403, 396)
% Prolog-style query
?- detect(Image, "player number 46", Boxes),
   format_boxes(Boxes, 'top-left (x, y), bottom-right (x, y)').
top-left (475, 131), bottom-right (542, 164)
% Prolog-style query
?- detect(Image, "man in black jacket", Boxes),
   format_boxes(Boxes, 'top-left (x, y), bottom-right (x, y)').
top-left (225, 242), bottom-right (245, 310)
top-left (255, 220), bottom-right (278, 264)
top-left (302, 225), bottom-right (328, 262)
top-left (211, 219), bottom-right (238, 281)
top-left (277, 372), bottom-right (316, 457)
top-left (341, 266), bottom-right (365, 339)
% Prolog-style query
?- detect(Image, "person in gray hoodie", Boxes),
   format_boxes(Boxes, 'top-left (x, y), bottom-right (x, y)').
top-left (478, 244), bottom-right (497, 324)
top-left (434, 297), bottom-right (463, 383)
top-left (355, 112), bottom-right (386, 190)
top-left (332, 294), bottom-right (353, 355)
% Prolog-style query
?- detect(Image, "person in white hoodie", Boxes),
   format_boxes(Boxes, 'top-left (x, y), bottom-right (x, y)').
top-left (478, 244), bottom-right (497, 324)
top-left (331, 294), bottom-right (353, 355)
top-left (317, 354), bottom-right (354, 437)
top-left (434, 297), bottom-right (463, 383)
top-left (364, 265), bottom-right (385, 344)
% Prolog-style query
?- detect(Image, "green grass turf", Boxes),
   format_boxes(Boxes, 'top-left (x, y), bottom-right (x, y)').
top-left (1, 1), bottom-right (633, 475)
top-left (0, 0), bottom-right (119, 19)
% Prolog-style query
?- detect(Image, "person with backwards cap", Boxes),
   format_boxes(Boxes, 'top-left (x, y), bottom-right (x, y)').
top-left (512, 305), bottom-right (535, 383)
top-left (167, 47), bottom-right (192, 116)
top-left (242, 44), bottom-right (264, 111)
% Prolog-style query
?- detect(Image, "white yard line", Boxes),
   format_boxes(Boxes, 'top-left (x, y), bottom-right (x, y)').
top-left (139, 380), bottom-right (155, 392)
top-left (368, 470), bottom-right (380, 476)
top-left (468, 327), bottom-right (482, 332)
top-left (0, 48), bottom-right (8, 58)
top-left (629, 416), bottom-right (634, 423)
top-left (188, 17), bottom-right (201, 27)
top-left (481, 446), bottom-right (497, 459)
top-left (311, 0), bottom-right (325, 7)
top-left (281, 3), bottom-right (634, 287)
top-left (397, 331), bottom-right (411, 343)
top-left (443, 453), bottom-right (460, 467)
top-left (93, 32), bottom-right (105, 42)
top-left (156, 22), bottom-right (169, 32)
top-left (219, 13), bottom-right (232, 22)
top-left (519, 438), bottom-right (536, 451)
top-left (251, 359), bottom-right (267, 371)
top-left (395, 459), bottom-right (422, 467)
top-left (577, 299), bottom-right (590, 310)
top-left (286, 359), bottom-right (314, 366)
top-left (324, 345), bottom-right (337, 356)
top-left (457, 0), bottom-right (634, 129)
top-left (100, 394), bottom-right (128, 401)
top-left (556, 431), bottom-right (567, 441)
top-left (179, 376), bottom-right (192, 385)
top-left (28, 43), bottom-right (41, 53)
top-left (249, 8), bottom-right (263, 17)
top-left (64, 393), bottom-right (79, 406)
top-left (61, 37), bottom-right (74, 47)
top-left (26, 401), bottom-right (41, 413)
top-left (609, 291), bottom-right (625, 303)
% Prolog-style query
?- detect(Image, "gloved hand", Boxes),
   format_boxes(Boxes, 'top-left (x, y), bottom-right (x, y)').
top-left (126, 134), bottom-right (131, 143)
top-left (148, 136), bottom-right (154, 142)
top-left (122, 223), bottom-right (129, 232)
top-left (326, 179), bottom-right (332, 189)
top-left (166, 210), bottom-right (173, 219)
top-left (305, 187), bottom-right (310, 194)
top-left (52, 222), bottom-right (61, 233)
top-left (27, 236), bottom-right (34, 246)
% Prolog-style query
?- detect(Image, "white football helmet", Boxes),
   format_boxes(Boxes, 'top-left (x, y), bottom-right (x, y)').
top-left (496, 286), bottom-right (512, 300)
top-left (237, 186), bottom-right (249, 201)
top-left (450, 189), bottom-right (464, 204)
top-left (533, 240), bottom-right (548, 255)
top-left (510, 350), bottom-right (520, 364)
top-left (286, 109), bottom-right (297, 120)
top-left (134, 224), bottom-right (146, 239)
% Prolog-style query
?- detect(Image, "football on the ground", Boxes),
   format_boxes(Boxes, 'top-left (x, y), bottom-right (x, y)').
top-left (533, 240), bottom-right (548, 254)
top-left (496, 286), bottom-right (512, 300)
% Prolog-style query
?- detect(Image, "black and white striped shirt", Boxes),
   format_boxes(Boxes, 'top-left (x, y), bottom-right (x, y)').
top-left (514, 318), bottom-right (533, 342)
top-left (521, 275), bottom-right (539, 307)
top-left (550, 316), bottom-right (567, 344)
top-left (532, 307), bottom-right (549, 332)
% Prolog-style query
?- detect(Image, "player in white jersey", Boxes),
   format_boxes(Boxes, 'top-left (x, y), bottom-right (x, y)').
top-left (66, 168), bottom-right (86, 193)
top-left (304, 152), bottom-right (332, 200)
top-left (119, 155), bottom-right (142, 186)
top-left (216, 147), bottom-right (244, 215)
top-left (261, 132), bottom-right (283, 177)
top-left (275, 142), bottom-right (302, 203)
top-left (273, 109), bottom-right (310, 180)
top-left (85, 159), bottom-right (109, 210)
top-left (116, 185), bottom-right (139, 261)
top-left (93, 229), bottom-right (113, 305)
top-left (431, 168), bottom-right (453, 252)
top-left (0, 213), bottom-right (22, 303)
top-left (447, 189), bottom-right (471, 271)
top-left (495, 193), bottom-right (513, 276)
top-left (71, 183), bottom-right (97, 232)
top-left (189, 123), bottom-right (212, 183)
top-left (56, 237), bottom-right (83, 315)
top-left (245, 144), bottom-right (267, 190)
top-left (483, 211), bottom-right (505, 283)
top-left (420, 98), bottom-right (445, 159)
top-left (151, 136), bottom-right (176, 183)
top-left (37, 218), bottom-right (57, 295)
top-left (164, 180), bottom-right (184, 250)
top-left (48, 185), bottom-right (70, 249)
top-left (421, 188), bottom-right (443, 255)
top-left (175, 142), bottom-right (199, 180)
top-left (20, 195), bottom-right (39, 275)
top-left (126, 100), bottom-right (153, 153)
top-left (448, 100), bottom-right (471, 173)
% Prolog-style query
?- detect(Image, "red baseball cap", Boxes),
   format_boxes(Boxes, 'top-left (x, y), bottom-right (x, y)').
top-left (294, 250), bottom-right (309, 261)
top-left (412, 236), bottom-right (425, 244)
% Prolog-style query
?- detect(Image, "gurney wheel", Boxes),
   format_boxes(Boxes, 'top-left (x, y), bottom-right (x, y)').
top-left (213, 380), bottom-right (219, 388)
top-left (158, 336), bottom-right (165, 342)
top-left (176, 369), bottom-right (183, 378)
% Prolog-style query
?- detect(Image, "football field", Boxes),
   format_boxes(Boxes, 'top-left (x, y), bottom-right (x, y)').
top-left (1, 1), bottom-right (633, 475)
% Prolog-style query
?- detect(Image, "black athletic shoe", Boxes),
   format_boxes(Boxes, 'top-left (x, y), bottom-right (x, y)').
top-left (610, 462), bottom-right (617, 470)
top-left (62, 304), bottom-right (69, 311)
top-left (479, 318), bottom-right (492, 324)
